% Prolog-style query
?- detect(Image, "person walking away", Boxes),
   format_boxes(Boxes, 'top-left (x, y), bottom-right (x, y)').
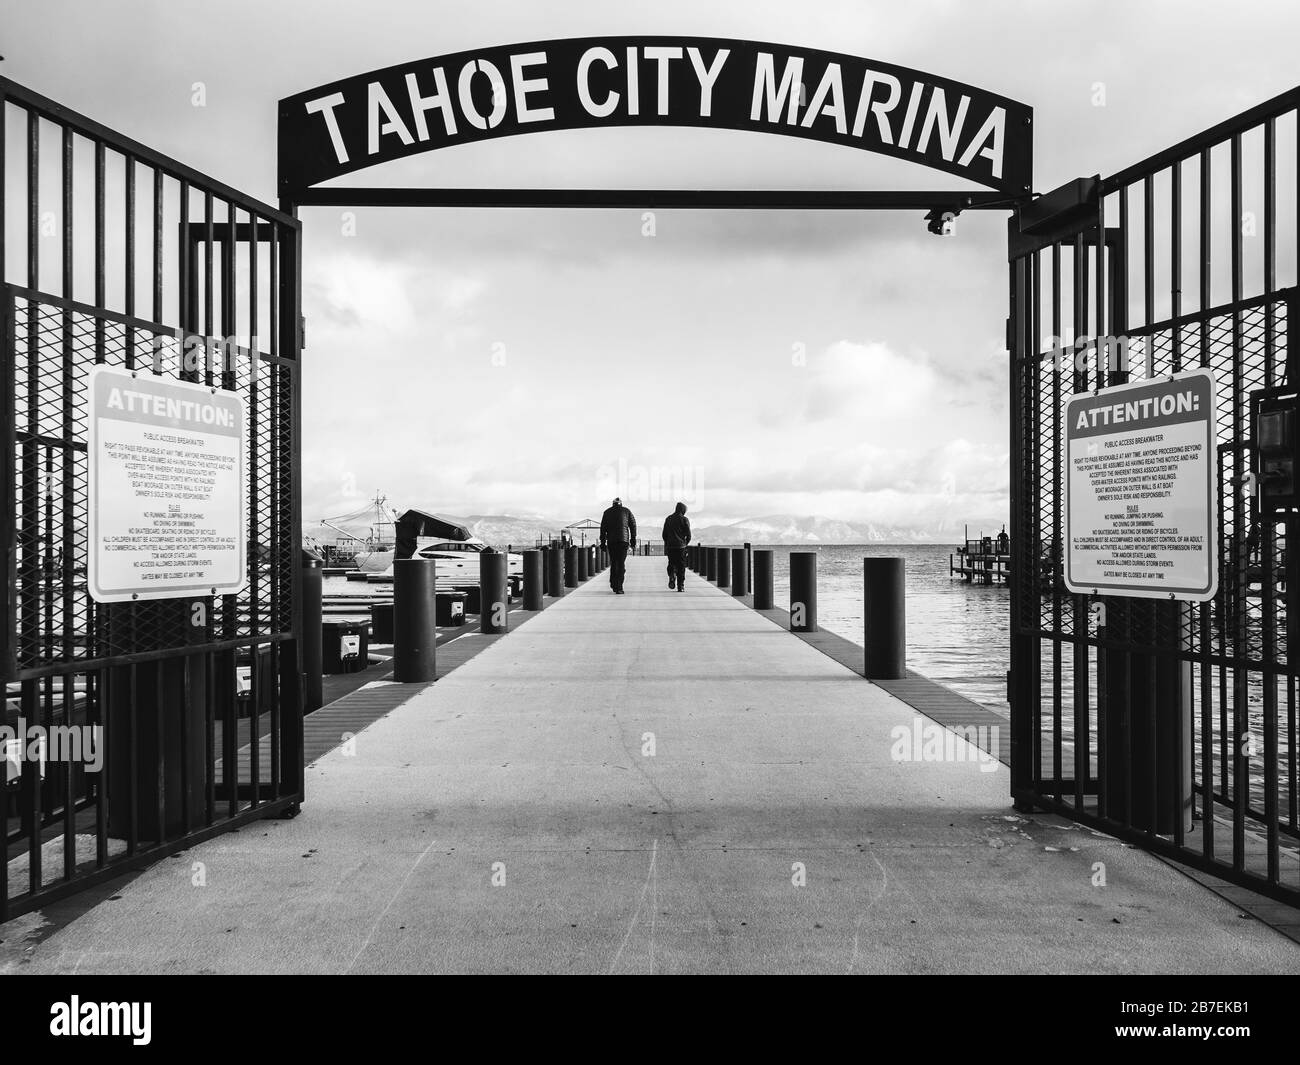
top-left (600, 497), bottom-right (637, 594)
top-left (662, 502), bottom-right (691, 591)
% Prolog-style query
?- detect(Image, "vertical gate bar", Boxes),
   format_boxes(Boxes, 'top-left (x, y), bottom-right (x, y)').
top-left (94, 663), bottom-right (106, 866)
top-left (62, 125), bottom-right (72, 300)
top-left (268, 224), bottom-right (282, 795)
top-left (1031, 247), bottom-right (1043, 790)
top-left (153, 168), bottom-right (164, 349)
top-left (1143, 175), bottom-right (1160, 840)
top-left (126, 662), bottom-right (137, 855)
top-left (270, 638), bottom-right (281, 791)
top-left (178, 179), bottom-right (190, 339)
top-left (179, 652), bottom-right (190, 835)
top-left (1008, 249), bottom-right (1029, 811)
top-left (1095, 197), bottom-right (1110, 818)
top-left (1230, 131), bottom-right (1247, 871)
top-left (27, 110), bottom-right (38, 290)
top-left (1073, 234), bottom-right (1088, 809)
top-left (221, 199), bottom-right (234, 388)
top-left (1120, 188), bottom-right (1135, 826)
top-left (22, 680), bottom-right (39, 893)
top-left (124, 155), bottom-right (135, 323)
top-left (203, 190), bottom-right (214, 382)
top-left (1010, 250), bottom-right (1029, 807)
top-left (1171, 162), bottom-right (1182, 371)
top-left (224, 647), bottom-right (237, 818)
top-left (62, 675), bottom-right (74, 879)
top-left (1260, 117), bottom-right (1280, 882)
top-left (94, 141), bottom-right (105, 361)
top-left (1200, 147), bottom-right (1226, 845)
top-left (205, 638), bottom-right (215, 824)
top-left (1051, 242), bottom-right (1063, 800)
top-left (1168, 165), bottom-right (1190, 851)
top-left (249, 213), bottom-right (260, 637)
top-left (250, 633), bottom-right (260, 807)
top-left (279, 207), bottom-right (304, 806)
top-left (154, 666), bottom-right (165, 843)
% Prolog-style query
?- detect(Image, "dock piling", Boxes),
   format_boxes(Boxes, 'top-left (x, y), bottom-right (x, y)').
top-left (393, 559), bottom-right (438, 682)
top-left (862, 557), bottom-right (906, 680)
top-left (564, 545), bottom-right (578, 588)
top-left (547, 546), bottom-right (565, 597)
top-left (716, 547), bottom-right (730, 587)
top-left (522, 550), bottom-right (544, 610)
top-left (730, 548), bottom-right (747, 597)
top-left (303, 557), bottom-right (324, 713)
top-left (789, 551), bottom-right (818, 632)
top-left (480, 549), bottom-right (509, 633)
top-left (752, 549), bottom-right (774, 609)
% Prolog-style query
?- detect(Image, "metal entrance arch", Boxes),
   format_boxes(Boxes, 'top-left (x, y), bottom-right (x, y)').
top-left (1009, 86), bottom-right (1300, 905)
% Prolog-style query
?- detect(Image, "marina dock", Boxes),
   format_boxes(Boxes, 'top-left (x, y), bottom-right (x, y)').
top-left (6, 558), bottom-right (1296, 975)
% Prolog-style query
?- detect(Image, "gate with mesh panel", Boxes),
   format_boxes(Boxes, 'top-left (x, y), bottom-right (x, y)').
top-left (1, 76), bottom-right (304, 920)
top-left (1008, 88), bottom-right (1300, 904)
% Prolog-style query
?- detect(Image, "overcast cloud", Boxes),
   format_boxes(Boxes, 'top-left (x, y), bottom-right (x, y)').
top-left (3, 0), bottom-right (1298, 534)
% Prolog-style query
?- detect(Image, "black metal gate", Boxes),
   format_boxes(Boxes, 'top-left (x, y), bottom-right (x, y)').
top-left (1, 77), bottom-right (303, 920)
top-left (1010, 88), bottom-right (1300, 903)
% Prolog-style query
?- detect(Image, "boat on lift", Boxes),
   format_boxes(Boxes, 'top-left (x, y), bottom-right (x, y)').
top-left (364, 510), bottom-right (523, 586)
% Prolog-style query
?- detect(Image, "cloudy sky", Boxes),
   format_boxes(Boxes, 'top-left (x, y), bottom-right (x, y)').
top-left (4, 0), bottom-right (1299, 535)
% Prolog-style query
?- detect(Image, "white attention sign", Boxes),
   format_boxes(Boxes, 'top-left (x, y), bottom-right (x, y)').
top-left (1064, 369), bottom-right (1218, 601)
top-left (88, 367), bottom-right (247, 602)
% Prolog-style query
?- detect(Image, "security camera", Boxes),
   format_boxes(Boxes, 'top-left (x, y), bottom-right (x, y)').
top-left (925, 208), bottom-right (958, 236)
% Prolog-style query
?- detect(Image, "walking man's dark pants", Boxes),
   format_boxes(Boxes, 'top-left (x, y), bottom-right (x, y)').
top-left (608, 541), bottom-right (630, 592)
top-left (666, 548), bottom-right (687, 590)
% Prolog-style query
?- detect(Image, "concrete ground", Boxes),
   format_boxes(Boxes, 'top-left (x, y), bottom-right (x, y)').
top-left (5, 557), bottom-right (1298, 974)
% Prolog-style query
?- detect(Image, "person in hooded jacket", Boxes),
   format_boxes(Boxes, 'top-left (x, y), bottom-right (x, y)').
top-left (662, 502), bottom-right (691, 592)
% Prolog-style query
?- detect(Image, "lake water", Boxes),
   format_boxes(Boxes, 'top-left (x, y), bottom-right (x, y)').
top-left (754, 544), bottom-right (1010, 716)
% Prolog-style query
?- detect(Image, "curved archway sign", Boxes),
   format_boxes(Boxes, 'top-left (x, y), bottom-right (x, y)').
top-left (278, 36), bottom-right (1032, 200)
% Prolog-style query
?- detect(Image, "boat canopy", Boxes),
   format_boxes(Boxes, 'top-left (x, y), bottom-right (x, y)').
top-left (395, 510), bottom-right (473, 559)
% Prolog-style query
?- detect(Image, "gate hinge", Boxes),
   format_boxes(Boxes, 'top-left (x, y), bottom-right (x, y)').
top-left (300, 315), bottom-right (307, 350)
top-left (1006, 316), bottom-right (1014, 353)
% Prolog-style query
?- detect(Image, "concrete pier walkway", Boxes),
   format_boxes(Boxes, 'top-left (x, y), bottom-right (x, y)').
top-left (6, 558), bottom-right (1298, 974)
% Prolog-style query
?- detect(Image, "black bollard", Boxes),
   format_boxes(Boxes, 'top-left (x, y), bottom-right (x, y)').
top-left (705, 546), bottom-right (716, 581)
top-left (862, 557), bottom-right (906, 679)
top-left (302, 558), bottom-right (324, 712)
top-left (731, 548), bottom-right (748, 597)
top-left (753, 549), bottom-right (774, 609)
top-left (393, 558), bottom-right (437, 681)
top-left (523, 550), bottom-right (544, 610)
top-left (716, 546), bottom-right (731, 587)
top-left (564, 545), bottom-right (578, 587)
top-left (577, 545), bottom-right (589, 582)
top-left (547, 545), bottom-right (565, 597)
top-left (744, 541), bottom-right (753, 591)
top-left (480, 549), bottom-right (509, 633)
top-left (790, 551), bottom-right (818, 632)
